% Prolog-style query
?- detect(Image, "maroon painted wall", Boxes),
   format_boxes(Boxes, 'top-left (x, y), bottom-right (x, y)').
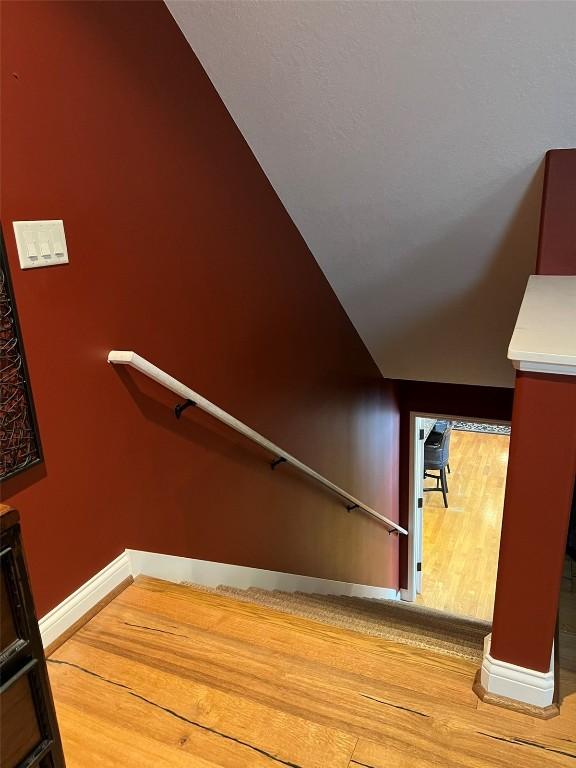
top-left (536, 149), bottom-right (576, 275)
top-left (0, 0), bottom-right (400, 616)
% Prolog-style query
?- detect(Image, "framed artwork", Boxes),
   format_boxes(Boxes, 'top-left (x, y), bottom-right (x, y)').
top-left (1, 225), bottom-right (42, 481)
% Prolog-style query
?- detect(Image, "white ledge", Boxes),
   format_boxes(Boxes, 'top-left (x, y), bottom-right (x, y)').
top-left (508, 275), bottom-right (576, 376)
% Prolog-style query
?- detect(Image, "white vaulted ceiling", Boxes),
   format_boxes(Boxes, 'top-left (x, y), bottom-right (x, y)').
top-left (167, 1), bottom-right (576, 387)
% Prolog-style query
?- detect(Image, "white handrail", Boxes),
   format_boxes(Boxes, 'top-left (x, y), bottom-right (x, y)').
top-left (107, 351), bottom-right (407, 535)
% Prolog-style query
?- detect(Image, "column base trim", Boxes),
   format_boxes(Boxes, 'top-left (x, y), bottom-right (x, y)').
top-left (473, 671), bottom-right (559, 720)
top-left (476, 633), bottom-right (558, 716)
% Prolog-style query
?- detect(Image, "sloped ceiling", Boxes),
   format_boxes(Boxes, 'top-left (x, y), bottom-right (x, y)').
top-left (167, 1), bottom-right (576, 387)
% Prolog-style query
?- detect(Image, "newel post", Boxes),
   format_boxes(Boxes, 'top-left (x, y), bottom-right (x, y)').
top-left (475, 276), bottom-right (576, 716)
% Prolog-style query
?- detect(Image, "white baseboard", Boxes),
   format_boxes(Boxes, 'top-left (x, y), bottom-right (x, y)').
top-left (480, 633), bottom-right (555, 708)
top-left (39, 551), bottom-right (131, 649)
top-left (127, 549), bottom-right (400, 601)
top-left (39, 549), bottom-right (398, 650)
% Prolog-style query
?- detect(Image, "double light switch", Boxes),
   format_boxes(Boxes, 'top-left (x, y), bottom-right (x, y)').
top-left (13, 220), bottom-right (69, 269)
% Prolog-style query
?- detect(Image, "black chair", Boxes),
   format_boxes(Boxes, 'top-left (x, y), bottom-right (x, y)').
top-left (424, 422), bottom-right (453, 508)
top-left (427, 420), bottom-right (451, 474)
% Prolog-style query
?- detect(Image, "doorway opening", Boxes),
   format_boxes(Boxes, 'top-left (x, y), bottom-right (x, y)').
top-left (559, 492), bottom-right (576, 705)
top-left (405, 414), bottom-right (510, 622)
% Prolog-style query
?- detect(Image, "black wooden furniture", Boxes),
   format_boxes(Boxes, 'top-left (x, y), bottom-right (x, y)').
top-left (424, 422), bottom-right (453, 508)
top-left (0, 505), bottom-right (65, 767)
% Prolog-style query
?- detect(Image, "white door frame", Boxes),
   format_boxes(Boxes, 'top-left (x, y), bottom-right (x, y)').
top-left (401, 413), bottom-right (426, 602)
top-left (401, 411), bottom-right (511, 603)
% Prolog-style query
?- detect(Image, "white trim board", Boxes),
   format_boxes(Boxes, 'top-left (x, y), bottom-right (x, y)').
top-left (480, 633), bottom-right (555, 708)
top-left (512, 359), bottom-right (576, 376)
top-left (127, 549), bottom-right (400, 601)
top-left (39, 551), bottom-right (131, 649)
top-left (402, 413), bottom-right (426, 602)
top-left (39, 549), bottom-right (399, 649)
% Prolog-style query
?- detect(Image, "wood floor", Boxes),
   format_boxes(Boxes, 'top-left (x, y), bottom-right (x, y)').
top-left (48, 576), bottom-right (576, 767)
top-left (418, 429), bottom-right (509, 621)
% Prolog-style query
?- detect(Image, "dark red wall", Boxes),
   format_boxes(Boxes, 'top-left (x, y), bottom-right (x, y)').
top-left (0, 0), bottom-right (400, 616)
top-left (536, 149), bottom-right (576, 275)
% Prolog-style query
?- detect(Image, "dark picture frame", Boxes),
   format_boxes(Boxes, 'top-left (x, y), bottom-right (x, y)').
top-left (0, 224), bottom-right (43, 481)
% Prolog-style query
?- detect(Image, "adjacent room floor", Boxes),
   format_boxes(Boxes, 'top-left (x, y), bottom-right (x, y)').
top-left (47, 576), bottom-right (576, 767)
top-left (418, 428), bottom-right (509, 621)
top-left (560, 556), bottom-right (576, 715)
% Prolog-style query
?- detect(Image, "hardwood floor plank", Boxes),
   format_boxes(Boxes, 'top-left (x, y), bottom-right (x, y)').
top-left (419, 430), bottom-right (508, 621)
top-left (50, 667), bottom-right (354, 768)
top-left (48, 578), bottom-right (576, 767)
top-left (49, 628), bottom-right (357, 767)
top-left (53, 699), bottom-right (236, 768)
top-left (351, 730), bottom-right (576, 768)
top-left (120, 578), bottom-right (480, 690)
top-left (93, 585), bottom-right (482, 720)
top-left (114, 579), bottom-right (576, 747)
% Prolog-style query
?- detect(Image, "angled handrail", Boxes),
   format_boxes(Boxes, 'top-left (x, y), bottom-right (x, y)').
top-left (107, 350), bottom-right (407, 535)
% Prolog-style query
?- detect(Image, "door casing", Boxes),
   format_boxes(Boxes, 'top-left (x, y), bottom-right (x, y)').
top-left (401, 412), bottom-right (510, 603)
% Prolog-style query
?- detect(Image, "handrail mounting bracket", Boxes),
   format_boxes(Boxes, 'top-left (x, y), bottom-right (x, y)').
top-left (175, 399), bottom-right (196, 419)
top-left (107, 350), bottom-right (408, 536)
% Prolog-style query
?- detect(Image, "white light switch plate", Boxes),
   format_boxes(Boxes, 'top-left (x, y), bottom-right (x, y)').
top-left (13, 220), bottom-right (69, 269)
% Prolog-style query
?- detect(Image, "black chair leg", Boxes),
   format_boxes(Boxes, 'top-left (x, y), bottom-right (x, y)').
top-left (447, 463), bottom-right (451, 474)
top-left (440, 468), bottom-right (448, 508)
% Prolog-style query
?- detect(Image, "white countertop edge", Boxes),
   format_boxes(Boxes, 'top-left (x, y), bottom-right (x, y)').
top-left (510, 359), bottom-right (576, 376)
top-left (507, 275), bottom-right (576, 377)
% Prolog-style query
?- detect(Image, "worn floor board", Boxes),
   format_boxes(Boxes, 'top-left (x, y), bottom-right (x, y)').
top-left (48, 577), bottom-right (576, 767)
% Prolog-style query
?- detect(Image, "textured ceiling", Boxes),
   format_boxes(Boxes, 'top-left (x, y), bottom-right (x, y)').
top-left (167, 1), bottom-right (576, 387)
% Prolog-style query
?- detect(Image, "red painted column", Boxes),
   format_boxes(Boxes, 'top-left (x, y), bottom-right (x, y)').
top-left (536, 149), bottom-right (576, 276)
top-left (490, 371), bottom-right (576, 672)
